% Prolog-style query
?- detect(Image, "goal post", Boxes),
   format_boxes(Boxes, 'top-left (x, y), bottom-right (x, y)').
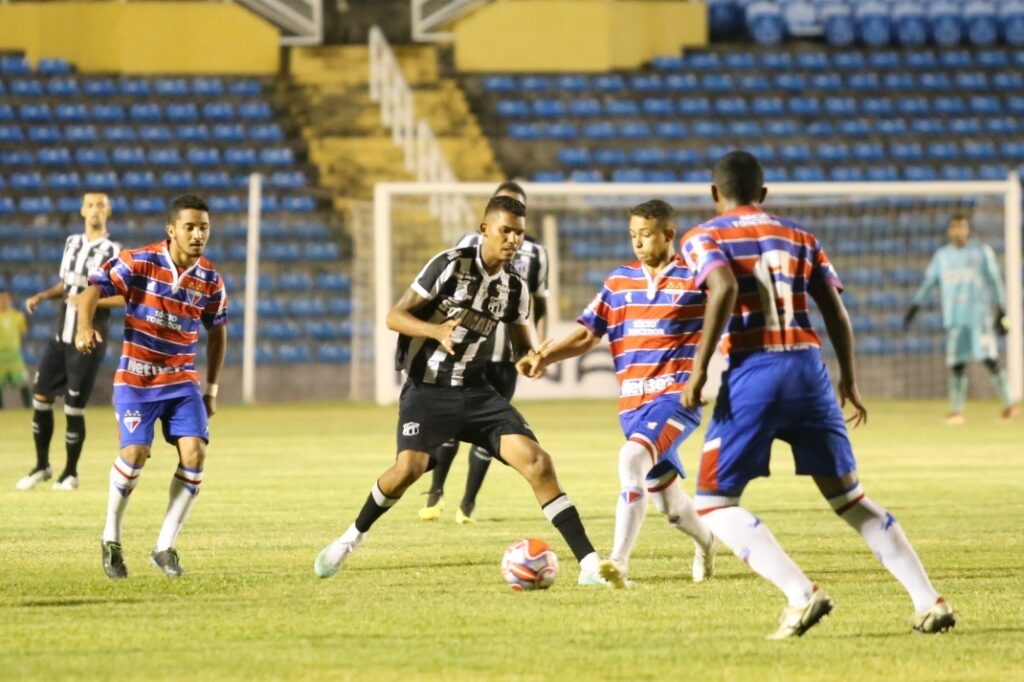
top-left (370, 177), bottom-right (1022, 406)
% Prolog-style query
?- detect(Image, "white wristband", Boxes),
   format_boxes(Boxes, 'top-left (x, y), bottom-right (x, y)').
top-left (204, 383), bottom-right (219, 398)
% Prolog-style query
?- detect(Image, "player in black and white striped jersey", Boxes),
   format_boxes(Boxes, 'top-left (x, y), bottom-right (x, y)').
top-left (16, 193), bottom-right (123, 491)
top-left (315, 194), bottom-right (617, 586)
top-left (419, 181), bottom-right (550, 524)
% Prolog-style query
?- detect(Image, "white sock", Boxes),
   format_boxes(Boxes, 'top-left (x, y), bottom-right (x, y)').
top-left (610, 441), bottom-right (654, 566)
top-left (651, 478), bottom-right (713, 548)
top-left (702, 506), bottom-right (814, 607)
top-left (829, 484), bottom-right (940, 612)
top-left (103, 457), bottom-right (144, 543)
top-left (579, 551), bottom-right (600, 574)
top-left (155, 465), bottom-right (203, 551)
top-left (340, 522), bottom-right (364, 544)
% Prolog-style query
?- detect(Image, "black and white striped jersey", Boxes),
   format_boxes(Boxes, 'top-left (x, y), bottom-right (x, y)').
top-left (455, 233), bottom-right (548, 363)
top-left (395, 244), bottom-right (531, 387)
top-left (54, 233), bottom-right (121, 343)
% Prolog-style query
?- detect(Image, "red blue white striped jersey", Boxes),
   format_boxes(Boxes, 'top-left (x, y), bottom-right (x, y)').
top-left (577, 257), bottom-right (704, 416)
top-left (89, 240), bottom-right (227, 403)
top-left (680, 205), bottom-right (842, 358)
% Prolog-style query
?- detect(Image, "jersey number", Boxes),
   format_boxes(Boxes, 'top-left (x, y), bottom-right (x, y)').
top-left (752, 251), bottom-right (795, 332)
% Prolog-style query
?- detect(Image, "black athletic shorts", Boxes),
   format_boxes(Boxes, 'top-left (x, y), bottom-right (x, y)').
top-left (396, 380), bottom-right (536, 462)
top-left (33, 337), bottom-right (107, 408)
top-left (485, 362), bottom-right (518, 400)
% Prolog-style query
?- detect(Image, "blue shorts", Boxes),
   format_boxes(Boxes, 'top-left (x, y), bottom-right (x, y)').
top-left (620, 394), bottom-right (701, 485)
top-left (115, 392), bottom-right (209, 448)
top-left (697, 350), bottom-right (857, 496)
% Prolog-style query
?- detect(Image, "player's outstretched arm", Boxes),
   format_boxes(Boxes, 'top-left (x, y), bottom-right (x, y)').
top-left (808, 275), bottom-right (867, 427)
top-left (682, 266), bottom-right (738, 409)
top-left (386, 288), bottom-right (460, 355)
top-left (516, 325), bottom-right (599, 379)
top-left (73, 285), bottom-right (103, 354)
top-left (25, 281), bottom-right (65, 314)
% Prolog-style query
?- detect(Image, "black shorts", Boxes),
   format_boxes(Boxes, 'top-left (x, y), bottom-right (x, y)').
top-left (33, 337), bottom-right (107, 409)
top-left (485, 362), bottom-right (518, 400)
top-left (397, 380), bottom-right (536, 462)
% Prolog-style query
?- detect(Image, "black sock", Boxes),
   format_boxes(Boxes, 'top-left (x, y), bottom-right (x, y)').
top-left (32, 407), bottom-right (54, 471)
top-left (542, 493), bottom-right (596, 562)
top-left (461, 445), bottom-right (492, 514)
top-left (20, 386), bottom-right (31, 408)
top-left (428, 440), bottom-right (459, 495)
top-left (354, 482), bottom-right (399, 533)
top-left (63, 414), bottom-right (85, 479)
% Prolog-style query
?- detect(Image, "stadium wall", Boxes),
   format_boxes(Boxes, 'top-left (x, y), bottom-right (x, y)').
top-left (0, 2), bottom-right (278, 73)
top-left (453, 0), bottom-right (707, 73)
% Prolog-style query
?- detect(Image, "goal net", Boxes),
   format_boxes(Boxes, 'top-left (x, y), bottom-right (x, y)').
top-left (359, 179), bottom-right (1022, 406)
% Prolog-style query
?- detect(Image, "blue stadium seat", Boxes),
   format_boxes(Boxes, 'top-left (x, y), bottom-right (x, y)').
top-left (650, 55), bottom-right (684, 71)
top-left (19, 103), bottom-right (52, 122)
top-left (28, 125), bottom-right (60, 143)
top-left (496, 99), bottom-right (528, 118)
top-left (75, 147), bottom-right (110, 165)
top-left (212, 123), bottom-right (245, 141)
top-left (225, 148), bottom-right (258, 166)
top-left (581, 122), bottom-right (614, 140)
top-left (80, 78), bottom-right (116, 97)
top-left (910, 117), bottom-right (943, 135)
top-left (847, 72), bottom-right (880, 90)
top-left (664, 74), bottom-right (698, 92)
top-left (883, 72), bottom-right (915, 90)
top-left (611, 168), bottom-right (644, 182)
top-left (788, 96), bottom-right (821, 116)
top-left (508, 122), bottom-right (538, 140)
top-left (632, 147), bottom-right (667, 165)
top-left (46, 171), bottom-right (80, 191)
top-left (64, 124), bottom-right (98, 143)
top-left (198, 171), bottom-right (232, 188)
top-left (729, 120), bottom-right (763, 136)
top-left (862, 96), bottom-right (893, 116)
top-left (786, 4), bottom-right (821, 40)
top-left (161, 171), bottom-right (193, 190)
top-left (567, 99), bottom-right (601, 117)
top-left (897, 96), bottom-right (929, 116)
top-left (876, 118), bottom-right (909, 136)
top-left (775, 73), bottom-right (806, 91)
top-left (1, 149), bottom-right (34, 165)
top-left (533, 99), bottom-right (566, 117)
top-left (1000, 1), bottom-right (1024, 45)
top-left (85, 170), bottom-right (118, 190)
top-left (140, 125), bottom-right (174, 143)
top-left (928, 2), bottom-right (963, 46)
top-left (593, 75), bottom-right (625, 92)
top-left (752, 97), bottom-right (785, 116)
top-left (317, 273), bottom-right (351, 291)
top-left (993, 72), bottom-right (1024, 90)
top-left (132, 196), bottom-right (165, 214)
top-left (747, 2), bottom-right (785, 45)
top-left (260, 148), bottom-right (294, 165)
top-left (556, 75), bottom-right (590, 92)
top-left (130, 103), bottom-right (162, 122)
top-left (892, 2), bottom-right (928, 46)
top-left (262, 321), bottom-right (299, 341)
top-left (781, 143), bottom-right (811, 163)
top-left (482, 76), bottom-right (516, 92)
top-left (123, 170), bottom-right (156, 189)
top-left (239, 102), bottom-right (272, 120)
top-left (289, 296), bottom-right (327, 316)
top-left (702, 74), bottom-right (734, 92)
top-left (47, 77), bottom-right (79, 97)
top-left (903, 165), bottom-right (938, 180)
top-left (605, 99), bottom-right (639, 116)
top-left (38, 147), bottom-right (71, 165)
top-left (866, 165), bottom-right (900, 181)
top-left (11, 78), bottom-right (44, 97)
top-left (824, 96), bottom-right (857, 116)
top-left (10, 171), bottom-right (43, 190)
top-left (856, 2), bottom-right (891, 47)
top-left (91, 104), bottom-right (125, 122)
top-left (810, 73), bottom-right (842, 91)
top-left (148, 147), bottom-right (181, 166)
top-left (764, 119), bottom-right (799, 136)
top-left (120, 79), bottom-right (150, 96)
top-left (807, 120), bottom-right (835, 137)
top-left (955, 71), bottom-right (987, 90)
top-left (987, 117), bottom-right (1019, 134)
top-left (714, 96), bottom-right (748, 116)
top-left (852, 142), bottom-right (885, 162)
top-left (187, 147), bottom-right (221, 166)
top-left (0, 197), bottom-right (14, 214)
top-left (630, 74), bottom-right (663, 92)
top-left (642, 98), bottom-right (675, 116)
top-left (965, 2), bottom-right (998, 46)
top-left (18, 197), bottom-right (54, 214)
top-left (282, 196), bottom-right (316, 212)
top-left (269, 170), bottom-right (307, 188)
top-left (317, 344), bottom-right (351, 363)
top-left (738, 74), bottom-right (770, 91)
top-left (202, 102), bottom-right (234, 120)
top-left (678, 97), bottom-right (712, 116)
top-left (568, 169), bottom-right (603, 182)
top-left (821, 2), bottom-right (855, 46)
top-left (654, 121), bottom-right (687, 139)
top-left (792, 165), bottom-right (825, 181)
top-left (692, 120), bottom-right (727, 137)
top-left (830, 166), bottom-right (864, 181)
top-left (557, 147), bottom-right (591, 166)
top-left (0, 56), bottom-right (30, 74)
top-left (108, 146), bottom-right (141, 166)
top-left (927, 141), bottom-right (960, 160)
top-left (723, 51), bottom-right (757, 69)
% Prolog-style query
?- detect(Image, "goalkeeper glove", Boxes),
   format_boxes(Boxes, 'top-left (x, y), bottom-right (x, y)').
top-left (995, 308), bottom-right (1009, 336)
top-left (903, 304), bottom-right (919, 330)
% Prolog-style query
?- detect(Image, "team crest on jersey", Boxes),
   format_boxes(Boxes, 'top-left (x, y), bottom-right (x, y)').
top-left (184, 288), bottom-right (204, 307)
top-left (402, 421), bottom-right (420, 436)
top-left (122, 410), bottom-right (142, 433)
top-left (487, 297), bottom-right (507, 317)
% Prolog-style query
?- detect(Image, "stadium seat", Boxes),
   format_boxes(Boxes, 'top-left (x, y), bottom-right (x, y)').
top-left (893, 2), bottom-right (928, 46)
top-left (239, 102), bottom-right (272, 120)
top-left (251, 123), bottom-right (284, 141)
top-left (161, 171), bottom-right (194, 190)
top-left (225, 148), bottom-right (258, 166)
top-left (0, 55), bottom-right (30, 74)
top-left (47, 77), bottom-right (79, 97)
top-left (747, 2), bottom-right (785, 45)
top-left (282, 196), bottom-right (317, 212)
top-left (928, 2), bottom-right (963, 46)
top-left (664, 74), bottom-right (698, 92)
top-left (1000, 1), bottom-right (1024, 46)
top-left (130, 103), bottom-right (162, 122)
top-left (28, 125), bottom-right (61, 143)
top-left (678, 97), bottom-right (712, 116)
top-left (855, 2), bottom-right (891, 46)
top-left (964, 2), bottom-right (998, 46)
top-left (140, 125), bottom-right (173, 143)
top-left (821, 2), bottom-right (855, 46)
top-left (317, 273), bottom-right (351, 291)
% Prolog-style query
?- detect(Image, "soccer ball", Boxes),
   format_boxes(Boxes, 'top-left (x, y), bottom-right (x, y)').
top-left (500, 538), bottom-right (558, 591)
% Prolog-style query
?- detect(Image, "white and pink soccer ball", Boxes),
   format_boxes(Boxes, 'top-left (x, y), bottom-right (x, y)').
top-left (500, 538), bottom-right (559, 591)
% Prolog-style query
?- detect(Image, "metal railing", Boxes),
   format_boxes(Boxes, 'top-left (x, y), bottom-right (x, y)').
top-left (411, 0), bottom-right (489, 42)
top-left (236, 0), bottom-right (323, 46)
top-left (368, 24), bottom-right (472, 235)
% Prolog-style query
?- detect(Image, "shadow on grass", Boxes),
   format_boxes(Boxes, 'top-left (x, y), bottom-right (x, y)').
top-left (8, 596), bottom-right (147, 609)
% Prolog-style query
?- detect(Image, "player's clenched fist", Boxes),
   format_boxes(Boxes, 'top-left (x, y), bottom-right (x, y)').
top-left (74, 327), bottom-right (103, 354)
top-left (433, 318), bottom-right (461, 355)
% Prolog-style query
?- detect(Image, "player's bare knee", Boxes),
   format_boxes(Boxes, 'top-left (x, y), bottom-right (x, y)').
top-left (393, 451), bottom-right (429, 486)
top-left (120, 445), bottom-right (150, 467)
top-left (177, 439), bottom-right (206, 469)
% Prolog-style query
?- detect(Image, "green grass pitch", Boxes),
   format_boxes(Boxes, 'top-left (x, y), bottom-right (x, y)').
top-left (1, 399), bottom-right (1022, 681)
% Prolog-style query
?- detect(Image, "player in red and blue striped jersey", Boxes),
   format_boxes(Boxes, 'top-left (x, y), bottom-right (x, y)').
top-left (75, 194), bottom-right (227, 580)
top-left (519, 200), bottom-right (734, 588)
top-left (680, 151), bottom-right (955, 638)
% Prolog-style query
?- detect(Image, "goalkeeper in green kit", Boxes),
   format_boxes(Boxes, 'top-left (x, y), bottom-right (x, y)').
top-left (904, 214), bottom-right (1018, 424)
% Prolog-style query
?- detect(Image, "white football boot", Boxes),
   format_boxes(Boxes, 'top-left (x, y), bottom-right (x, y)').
top-left (314, 532), bottom-right (364, 578)
top-left (53, 476), bottom-right (80, 491)
top-left (692, 534), bottom-right (719, 583)
top-left (16, 467), bottom-right (52, 491)
top-left (767, 587), bottom-right (834, 640)
top-left (912, 598), bottom-right (957, 634)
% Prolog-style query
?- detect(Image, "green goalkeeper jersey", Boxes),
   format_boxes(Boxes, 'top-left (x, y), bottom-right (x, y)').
top-left (912, 240), bottom-right (1005, 330)
top-left (0, 309), bottom-right (27, 367)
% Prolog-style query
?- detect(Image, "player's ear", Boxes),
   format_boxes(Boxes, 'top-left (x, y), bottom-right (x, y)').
top-left (759, 187), bottom-right (768, 203)
top-left (710, 185), bottom-right (720, 203)
top-left (165, 223), bottom-right (174, 239)
top-left (478, 221), bottom-right (488, 235)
